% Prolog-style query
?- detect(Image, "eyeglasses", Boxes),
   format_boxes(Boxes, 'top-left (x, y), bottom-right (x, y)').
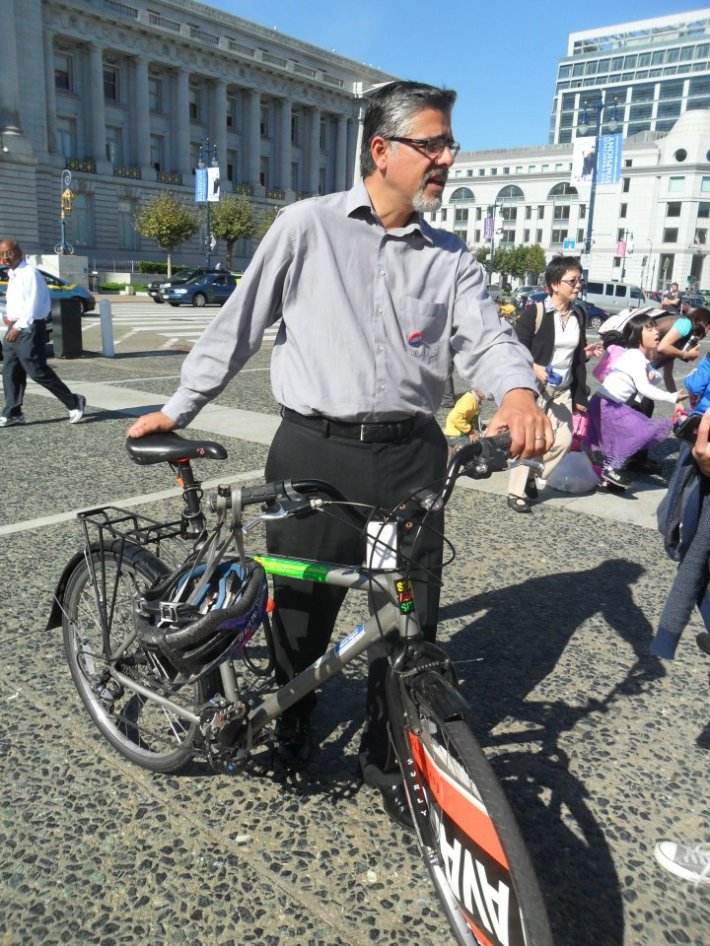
top-left (560, 277), bottom-right (584, 287)
top-left (385, 135), bottom-right (461, 159)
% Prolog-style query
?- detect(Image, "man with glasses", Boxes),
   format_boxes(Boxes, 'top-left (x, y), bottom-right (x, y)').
top-left (128, 80), bottom-right (550, 827)
top-left (0, 240), bottom-right (85, 427)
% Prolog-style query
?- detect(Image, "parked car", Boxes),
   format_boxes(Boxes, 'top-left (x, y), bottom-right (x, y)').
top-left (0, 266), bottom-right (95, 313)
top-left (512, 285), bottom-right (540, 305)
top-left (164, 272), bottom-right (237, 307)
top-left (148, 266), bottom-right (223, 304)
top-left (527, 291), bottom-right (610, 331)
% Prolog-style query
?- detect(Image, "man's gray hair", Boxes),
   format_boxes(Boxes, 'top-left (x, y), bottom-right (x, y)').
top-left (359, 81), bottom-right (457, 177)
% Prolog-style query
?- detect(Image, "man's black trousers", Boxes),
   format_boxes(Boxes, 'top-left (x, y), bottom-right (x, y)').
top-left (264, 414), bottom-right (447, 784)
top-left (2, 320), bottom-right (76, 417)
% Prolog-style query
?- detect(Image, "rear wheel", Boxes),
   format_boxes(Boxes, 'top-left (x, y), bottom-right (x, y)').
top-left (388, 671), bottom-right (554, 946)
top-left (192, 293), bottom-right (207, 307)
top-left (588, 315), bottom-right (603, 331)
top-left (62, 543), bottom-right (218, 773)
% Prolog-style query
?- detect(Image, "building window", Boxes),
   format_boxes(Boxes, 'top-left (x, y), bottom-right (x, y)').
top-left (579, 204), bottom-right (587, 219)
top-left (118, 199), bottom-right (139, 250)
top-left (455, 208), bottom-right (469, 223)
top-left (501, 206), bottom-right (517, 222)
top-left (694, 229), bottom-right (708, 245)
top-left (490, 168), bottom-right (498, 176)
top-left (577, 229), bottom-right (585, 244)
top-left (55, 52), bottom-right (73, 91)
top-left (291, 161), bottom-right (299, 191)
top-left (441, 209), bottom-right (447, 222)
top-left (103, 65), bottom-right (120, 102)
top-left (699, 202), bottom-right (710, 219)
top-left (105, 125), bottom-right (123, 165)
top-left (536, 228), bottom-right (543, 243)
top-left (667, 202), bottom-right (682, 217)
top-left (525, 205), bottom-right (532, 219)
top-left (478, 169), bottom-right (485, 176)
top-left (148, 76), bottom-right (163, 113)
top-left (669, 176), bottom-right (685, 193)
top-left (524, 229), bottom-right (530, 242)
top-left (553, 205), bottom-right (570, 221)
top-left (226, 96), bottom-right (238, 129)
top-left (318, 167), bottom-right (326, 195)
top-left (260, 105), bottom-right (270, 138)
top-left (475, 207), bottom-right (482, 221)
top-left (663, 228), bottom-right (679, 243)
top-left (227, 149), bottom-right (237, 183)
top-left (259, 156), bottom-right (269, 187)
top-left (72, 193), bottom-right (93, 246)
top-left (474, 229), bottom-right (480, 243)
top-left (150, 134), bottom-right (164, 173)
top-left (622, 177), bottom-right (630, 193)
top-left (537, 206), bottom-right (544, 219)
top-left (551, 228), bottom-right (567, 245)
top-left (291, 113), bottom-right (300, 145)
top-left (57, 116), bottom-right (77, 158)
top-left (617, 228), bottom-right (625, 241)
top-left (620, 203), bottom-right (627, 218)
top-left (189, 87), bottom-right (201, 121)
top-left (319, 118), bottom-right (328, 151)
top-left (702, 177), bottom-right (710, 194)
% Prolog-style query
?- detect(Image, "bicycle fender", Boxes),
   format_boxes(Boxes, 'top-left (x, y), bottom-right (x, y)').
top-left (410, 670), bottom-right (470, 722)
top-left (46, 548), bottom-right (89, 629)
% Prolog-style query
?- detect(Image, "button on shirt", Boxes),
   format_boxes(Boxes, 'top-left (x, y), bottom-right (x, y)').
top-left (5, 261), bottom-right (51, 330)
top-left (163, 179), bottom-right (536, 427)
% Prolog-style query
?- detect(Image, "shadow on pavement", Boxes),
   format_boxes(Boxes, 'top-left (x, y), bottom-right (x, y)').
top-left (442, 559), bottom-right (664, 946)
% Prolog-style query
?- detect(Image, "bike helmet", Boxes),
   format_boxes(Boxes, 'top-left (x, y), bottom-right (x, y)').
top-left (136, 559), bottom-right (268, 675)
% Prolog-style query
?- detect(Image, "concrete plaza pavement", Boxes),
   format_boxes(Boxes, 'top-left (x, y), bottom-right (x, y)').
top-left (0, 308), bottom-right (708, 945)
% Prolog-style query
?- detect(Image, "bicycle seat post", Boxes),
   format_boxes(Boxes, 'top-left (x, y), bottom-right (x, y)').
top-left (171, 459), bottom-right (206, 539)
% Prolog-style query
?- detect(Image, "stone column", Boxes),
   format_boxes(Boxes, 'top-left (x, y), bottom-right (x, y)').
top-left (279, 98), bottom-right (291, 191)
top-left (0, 0), bottom-right (21, 134)
top-left (347, 118), bottom-right (358, 186)
top-left (246, 88), bottom-right (261, 188)
top-left (212, 79), bottom-right (227, 175)
top-left (42, 29), bottom-right (58, 154)
top-left (308, 107), bottom-right (321, 194)
top-left (335, 116), bottom-right (348, 192)
top-left (173, 68), bottom-right (191, 178)
top-left (133, 56), bottom-right (151, 174)
top-left (88, 43), bottom-right (107, 166)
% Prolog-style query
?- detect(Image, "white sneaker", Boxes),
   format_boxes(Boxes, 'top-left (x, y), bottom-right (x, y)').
top-left (0, 413), bottom-right (26, 427)
top-left (654, 841), bottom-right (710, 884)
top-left (68, 394), bottom-right (86, 424)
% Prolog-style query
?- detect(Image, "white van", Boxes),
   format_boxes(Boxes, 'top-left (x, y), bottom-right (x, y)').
top-left (583, 280), bottom-right (647, 314)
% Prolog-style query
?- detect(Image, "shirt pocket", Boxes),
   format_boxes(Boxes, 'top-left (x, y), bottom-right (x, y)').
top-left (399, 296), bottom-right (448, 361)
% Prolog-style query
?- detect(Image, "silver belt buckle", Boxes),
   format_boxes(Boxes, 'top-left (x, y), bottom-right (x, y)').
top-left (359, 424), bottom-right (367, 442)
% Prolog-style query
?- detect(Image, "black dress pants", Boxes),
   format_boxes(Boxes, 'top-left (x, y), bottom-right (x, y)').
top-left (264, 414), bottom-right (447, 784)
top-left (2, 320), bottom-right (77, 417)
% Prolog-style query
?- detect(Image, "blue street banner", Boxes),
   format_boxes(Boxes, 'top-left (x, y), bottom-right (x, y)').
top-left (596, 132), bottom-right (623, 185)
top-left (571, 135), bottom-right (596, 187)
top-left (194, 167), bottom-right (208, 203)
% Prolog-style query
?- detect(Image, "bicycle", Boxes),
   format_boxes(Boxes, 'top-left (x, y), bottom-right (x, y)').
top-left (48, 430), bottom-right (554, 946)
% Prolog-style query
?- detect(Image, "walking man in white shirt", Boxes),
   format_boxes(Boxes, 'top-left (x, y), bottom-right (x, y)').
top-left (0, 240), bottom-right (85, 427)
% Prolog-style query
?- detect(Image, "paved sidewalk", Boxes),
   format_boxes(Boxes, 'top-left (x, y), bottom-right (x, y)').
top-left (1, 344), bottom-right (708, 946)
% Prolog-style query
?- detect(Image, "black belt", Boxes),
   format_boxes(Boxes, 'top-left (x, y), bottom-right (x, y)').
top-left (281, 407), bottom-right (430, 443)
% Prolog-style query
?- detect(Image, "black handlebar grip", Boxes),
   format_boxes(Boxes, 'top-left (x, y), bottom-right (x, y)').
top-left (239, 482), bottom-right (283, 507)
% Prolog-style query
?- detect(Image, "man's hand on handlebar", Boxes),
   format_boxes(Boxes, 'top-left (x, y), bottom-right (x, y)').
top-left (484, 388), bottom-right (553, 460)
top-left (127, 411), bottom-right (178, 439)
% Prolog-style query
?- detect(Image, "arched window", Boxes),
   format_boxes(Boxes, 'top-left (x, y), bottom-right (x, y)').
top-left (547, 182), bottom-right (579, 199)
top-left (496, 185), bottom-right (524, 202)
top-left (450, 186), bottom-right (475, 202)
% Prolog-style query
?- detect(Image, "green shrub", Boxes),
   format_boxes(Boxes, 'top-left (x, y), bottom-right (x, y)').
top-left (100, 282), bottom-right (127, 291)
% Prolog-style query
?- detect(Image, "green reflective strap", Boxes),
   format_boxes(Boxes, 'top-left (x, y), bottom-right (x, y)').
top-left (254, 555), bottom-right (332, 583)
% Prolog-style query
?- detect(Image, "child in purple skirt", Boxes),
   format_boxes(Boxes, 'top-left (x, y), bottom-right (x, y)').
top-left (585, 312), bottom-right (686, 490)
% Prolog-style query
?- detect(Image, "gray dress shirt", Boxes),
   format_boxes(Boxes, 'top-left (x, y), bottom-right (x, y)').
top-left (163, 178), bottom-right (536, 427)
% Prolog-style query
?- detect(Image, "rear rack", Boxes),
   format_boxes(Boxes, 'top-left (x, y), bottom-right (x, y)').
top-left (78, 506), bottom-right (183, 550)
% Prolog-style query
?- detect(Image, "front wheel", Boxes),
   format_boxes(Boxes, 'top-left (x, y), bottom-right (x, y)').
top-left (192, 293), bottom-right (207, 307)
top-left (62, 543), bottom-right (219, 773)
top-left (388, 671), bottom-right (553, 946)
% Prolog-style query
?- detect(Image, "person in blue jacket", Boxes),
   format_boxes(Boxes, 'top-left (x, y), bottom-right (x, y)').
top-left (684, 351), bottom-right (710, 415)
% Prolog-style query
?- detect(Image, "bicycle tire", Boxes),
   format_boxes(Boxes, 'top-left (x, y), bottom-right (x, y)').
top-left (241, 612), bottom-right (275, 677)
top-left (62, 542), bottom-right (219, 774)
top-left (387, 671), bottom-right (554, 946)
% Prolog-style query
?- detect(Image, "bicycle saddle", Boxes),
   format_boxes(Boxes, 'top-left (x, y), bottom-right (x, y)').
top-left (125, 432), bottom-right (228, 465)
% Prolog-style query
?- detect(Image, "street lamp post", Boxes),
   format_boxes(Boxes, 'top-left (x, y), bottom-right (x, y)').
top-left (485, 201), bottom-right (502, 287)
top-left (195, 139), bottom-right (220, 267)
top-left (54, 168), bottom-right (75, 255)
top-left (619, 228), bottom-right (633, 282)
top-left (578, 92), bottom-right (618, 288)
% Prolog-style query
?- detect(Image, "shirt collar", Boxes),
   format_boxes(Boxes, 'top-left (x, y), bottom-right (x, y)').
top-left (8, 260), bottom-right (26, 279)
top-left (345, 178), bottom-right (432, 243)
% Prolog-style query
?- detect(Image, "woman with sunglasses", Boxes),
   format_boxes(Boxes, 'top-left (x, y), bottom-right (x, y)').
top-left (507, 256), bottom-right (600, 512)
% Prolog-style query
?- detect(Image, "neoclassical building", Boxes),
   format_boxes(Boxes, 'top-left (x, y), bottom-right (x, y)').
top-left (430, 109), bottom-right (710, 292)
top-left (0, 0), bottom-right (393, 268)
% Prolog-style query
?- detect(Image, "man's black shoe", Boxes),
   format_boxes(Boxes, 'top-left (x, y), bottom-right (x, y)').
top-left (379, 782), bottom-right (415, 833)
top-left (697, 632), bottom-right (710, 657)
top-left (274, 715), bottom-right (313, 768)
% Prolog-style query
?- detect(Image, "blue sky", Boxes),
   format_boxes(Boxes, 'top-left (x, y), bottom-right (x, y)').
top-left (210, 1), bottom-right (709, 150)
